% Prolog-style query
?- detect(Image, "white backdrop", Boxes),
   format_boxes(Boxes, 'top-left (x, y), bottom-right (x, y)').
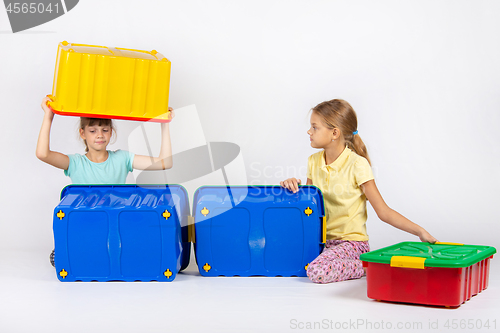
top-left (0, 0), bottom-right (499, 252)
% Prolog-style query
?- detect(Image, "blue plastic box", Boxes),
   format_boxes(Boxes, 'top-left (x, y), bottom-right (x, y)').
top-left (53, 185), bottom-right (190, 282)
top-left (192, 186), bottom-right (325, 277)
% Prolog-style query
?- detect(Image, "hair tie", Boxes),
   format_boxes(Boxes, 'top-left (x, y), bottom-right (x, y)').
top-left (353, 130), bottom-right (358, 135)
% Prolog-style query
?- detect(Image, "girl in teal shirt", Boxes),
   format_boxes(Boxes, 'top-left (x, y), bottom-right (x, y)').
top-left (36, 96), bottom-right (175, 183)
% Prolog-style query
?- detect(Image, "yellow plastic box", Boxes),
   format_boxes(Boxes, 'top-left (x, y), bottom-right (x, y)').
top-left (48, 42), bottom-right (171, 122)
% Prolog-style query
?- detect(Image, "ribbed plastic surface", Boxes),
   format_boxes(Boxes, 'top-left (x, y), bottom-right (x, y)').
top-left (53, 185), bottom-right (190, 282)
top-left (48, 42), bottom-right (171, 122)
top-left (192, 186), bottom-right (325, 277)
top-left (361, 242), bottom-right (496, 307)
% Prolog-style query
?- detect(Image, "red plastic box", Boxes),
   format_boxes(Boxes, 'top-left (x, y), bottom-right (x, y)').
top-left (360, 242), bottom-right (496, 307)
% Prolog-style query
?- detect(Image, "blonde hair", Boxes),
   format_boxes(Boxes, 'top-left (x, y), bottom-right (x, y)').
top-left (79, 117), bottom-right (116, 153)
top-left (312, 99), bottom-right (371, 165)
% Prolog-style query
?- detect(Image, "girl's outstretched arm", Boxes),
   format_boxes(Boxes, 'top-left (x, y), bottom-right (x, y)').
top-left (361, 179), bottom-right (438, 243)
top-left (132, 108), bottom-right (175, 170)
top-left (36, 96), bottom-right (70, 170)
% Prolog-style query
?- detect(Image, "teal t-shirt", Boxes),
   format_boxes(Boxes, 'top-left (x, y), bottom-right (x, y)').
top-left (64, 150), bottom-right (135, 184)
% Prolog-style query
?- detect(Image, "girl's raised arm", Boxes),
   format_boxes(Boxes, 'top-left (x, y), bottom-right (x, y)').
top-left (36, 96), bottom-right (69, 170)
top-left (132, 108), bottom-right (175, 171)
top-left (361, 179), bottom-right (438, 243)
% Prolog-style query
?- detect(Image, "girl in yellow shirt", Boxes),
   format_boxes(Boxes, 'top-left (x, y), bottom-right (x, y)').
top-left (281, 99), bottom-right (437, 283)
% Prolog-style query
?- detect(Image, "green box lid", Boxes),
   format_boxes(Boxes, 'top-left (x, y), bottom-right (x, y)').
top-left (360, 242), bottom-right (496, 268)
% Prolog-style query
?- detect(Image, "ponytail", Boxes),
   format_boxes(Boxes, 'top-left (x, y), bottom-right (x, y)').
top-left (347, 134), bottom-right (371, 166)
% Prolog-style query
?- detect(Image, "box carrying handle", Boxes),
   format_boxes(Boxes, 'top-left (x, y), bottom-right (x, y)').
top-left (435, 242), bottom-right (464, 246)
top-left (390, 256), bottom-right (426, 269)
top-left (188, 216), bottom-right (196, 243)
top-left (322, 216), bottom-right (326, 244)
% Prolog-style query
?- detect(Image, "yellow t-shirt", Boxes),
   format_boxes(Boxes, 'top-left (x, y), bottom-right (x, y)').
top-left (307, 146), bottom-right (374, 241)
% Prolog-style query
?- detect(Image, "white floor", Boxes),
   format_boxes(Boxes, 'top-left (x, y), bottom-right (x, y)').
top-left (1, 249), bottom-right (499, 333)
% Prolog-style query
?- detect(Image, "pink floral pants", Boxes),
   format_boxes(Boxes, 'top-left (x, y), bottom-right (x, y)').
top-left (307, 240), bottom-right (370, 284)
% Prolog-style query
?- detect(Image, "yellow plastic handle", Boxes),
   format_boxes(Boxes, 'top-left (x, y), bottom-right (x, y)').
top-left (45, 95), bottom-right (55, 108)
top-left (390, 256), bottom-right (426, 269)
top-left (322, 216), bottom-right (326, 244)
top-left (435, 242), bottom-right (464, 246)
top-left (115, 47), bottom-right (155, 54)
top-left (69, 43), bottom-right (107, 49)
top-left (188, 216), bottom-right (195, 243)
